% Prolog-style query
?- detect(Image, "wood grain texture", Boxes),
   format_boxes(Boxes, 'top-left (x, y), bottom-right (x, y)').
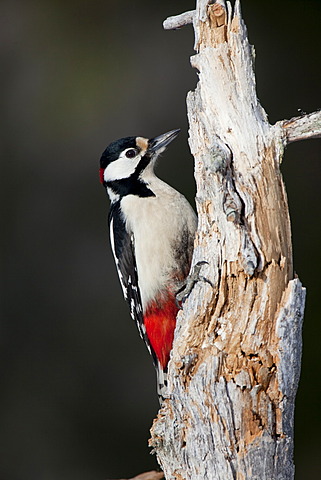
top-left (149, 1), bottom-right (314, 479)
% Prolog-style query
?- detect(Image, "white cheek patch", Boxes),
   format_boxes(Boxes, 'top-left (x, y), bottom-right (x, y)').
top-left (104, 154), bottom-right (142, 182)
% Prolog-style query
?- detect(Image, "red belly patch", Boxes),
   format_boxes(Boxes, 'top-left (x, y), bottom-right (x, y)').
top-left (144, 297), bottom-right (179, 369)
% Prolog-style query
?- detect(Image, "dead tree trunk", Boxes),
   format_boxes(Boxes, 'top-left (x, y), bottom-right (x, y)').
top-left (150, 1), bottom-right (321, 479)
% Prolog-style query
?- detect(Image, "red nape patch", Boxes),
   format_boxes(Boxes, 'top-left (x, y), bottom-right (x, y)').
top-left (99, 168), bottom-right (105, 184)
top-left (144, 297), bottom-right (179, 370)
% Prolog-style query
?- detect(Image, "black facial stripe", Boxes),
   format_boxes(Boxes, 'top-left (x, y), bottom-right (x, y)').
top-left (135, 153), bottom-right (151, 176)
top-left (106, 151), bottom-right (155, 198)
top-left (106, 177), bottom-right (155, 198)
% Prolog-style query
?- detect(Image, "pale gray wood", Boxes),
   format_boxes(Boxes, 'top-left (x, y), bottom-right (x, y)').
top-left (163, 10), bottom-right (195, 30)
top-left (277, 110), bottom-right (321, 144)
top-left (150, 1), bottom-right (318, 479)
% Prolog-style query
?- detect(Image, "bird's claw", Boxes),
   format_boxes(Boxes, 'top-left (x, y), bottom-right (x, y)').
top-left (175, 261), bottom-right (213, 309)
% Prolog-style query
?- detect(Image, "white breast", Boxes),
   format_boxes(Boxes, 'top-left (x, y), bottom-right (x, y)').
top-left (120, 179), bottom-right (197, 310)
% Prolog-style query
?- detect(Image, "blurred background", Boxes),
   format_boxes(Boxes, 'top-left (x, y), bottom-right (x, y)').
top-left (1, 0), bottom-right (320, 479)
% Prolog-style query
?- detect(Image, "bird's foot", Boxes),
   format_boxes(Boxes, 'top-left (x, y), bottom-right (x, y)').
top-left (175, 261), bottom-right (213, 309)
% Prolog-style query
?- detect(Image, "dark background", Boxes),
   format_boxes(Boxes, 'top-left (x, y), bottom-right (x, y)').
top-left (1, 0), bottom-right (320, 479)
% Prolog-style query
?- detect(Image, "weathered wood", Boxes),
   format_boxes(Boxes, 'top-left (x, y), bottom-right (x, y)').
top-left (278, 110), bottom-right (321, 144)
top-left (163, 10), bottom-right (195, 30)
top-left (149, 1), bottom-right (315, 479)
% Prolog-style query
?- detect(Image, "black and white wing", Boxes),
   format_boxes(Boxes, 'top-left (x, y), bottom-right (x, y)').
top-left (108, 201), bottom-right (156, 363)
top-left (108, 201), bottom-right (142, 325)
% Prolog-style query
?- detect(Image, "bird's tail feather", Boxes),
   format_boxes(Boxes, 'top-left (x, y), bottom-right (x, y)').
top-left (156, 363), bottom-right (168, 403)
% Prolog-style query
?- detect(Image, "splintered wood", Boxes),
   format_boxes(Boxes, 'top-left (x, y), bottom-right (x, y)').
top-left (149, 1), bottom-right (313, 479)
top-left (199, 3), bottom-right (227, 45)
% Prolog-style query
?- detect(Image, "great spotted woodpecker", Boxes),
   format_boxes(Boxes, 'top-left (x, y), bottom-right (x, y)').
top-left (99, 129), bottom-right (197, 398)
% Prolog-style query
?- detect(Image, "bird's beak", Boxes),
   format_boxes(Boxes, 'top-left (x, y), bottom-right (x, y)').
top-left (148, 129), bottom-right (180, 154)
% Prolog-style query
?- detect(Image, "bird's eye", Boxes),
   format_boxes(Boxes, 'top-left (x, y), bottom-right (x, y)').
top-left (125, 149), bottom-right (137, 158)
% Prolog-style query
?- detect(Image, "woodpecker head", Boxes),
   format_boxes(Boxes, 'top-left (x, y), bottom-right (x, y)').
top-left (99, 129), bottom-right (180, 199)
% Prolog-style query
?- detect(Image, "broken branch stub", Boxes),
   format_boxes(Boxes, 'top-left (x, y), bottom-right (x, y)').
top-left (150, 1), bottom-right (309, 479)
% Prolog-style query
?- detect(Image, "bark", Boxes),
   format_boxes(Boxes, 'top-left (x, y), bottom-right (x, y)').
top-left (148, 1), bottom-right (318, 479)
